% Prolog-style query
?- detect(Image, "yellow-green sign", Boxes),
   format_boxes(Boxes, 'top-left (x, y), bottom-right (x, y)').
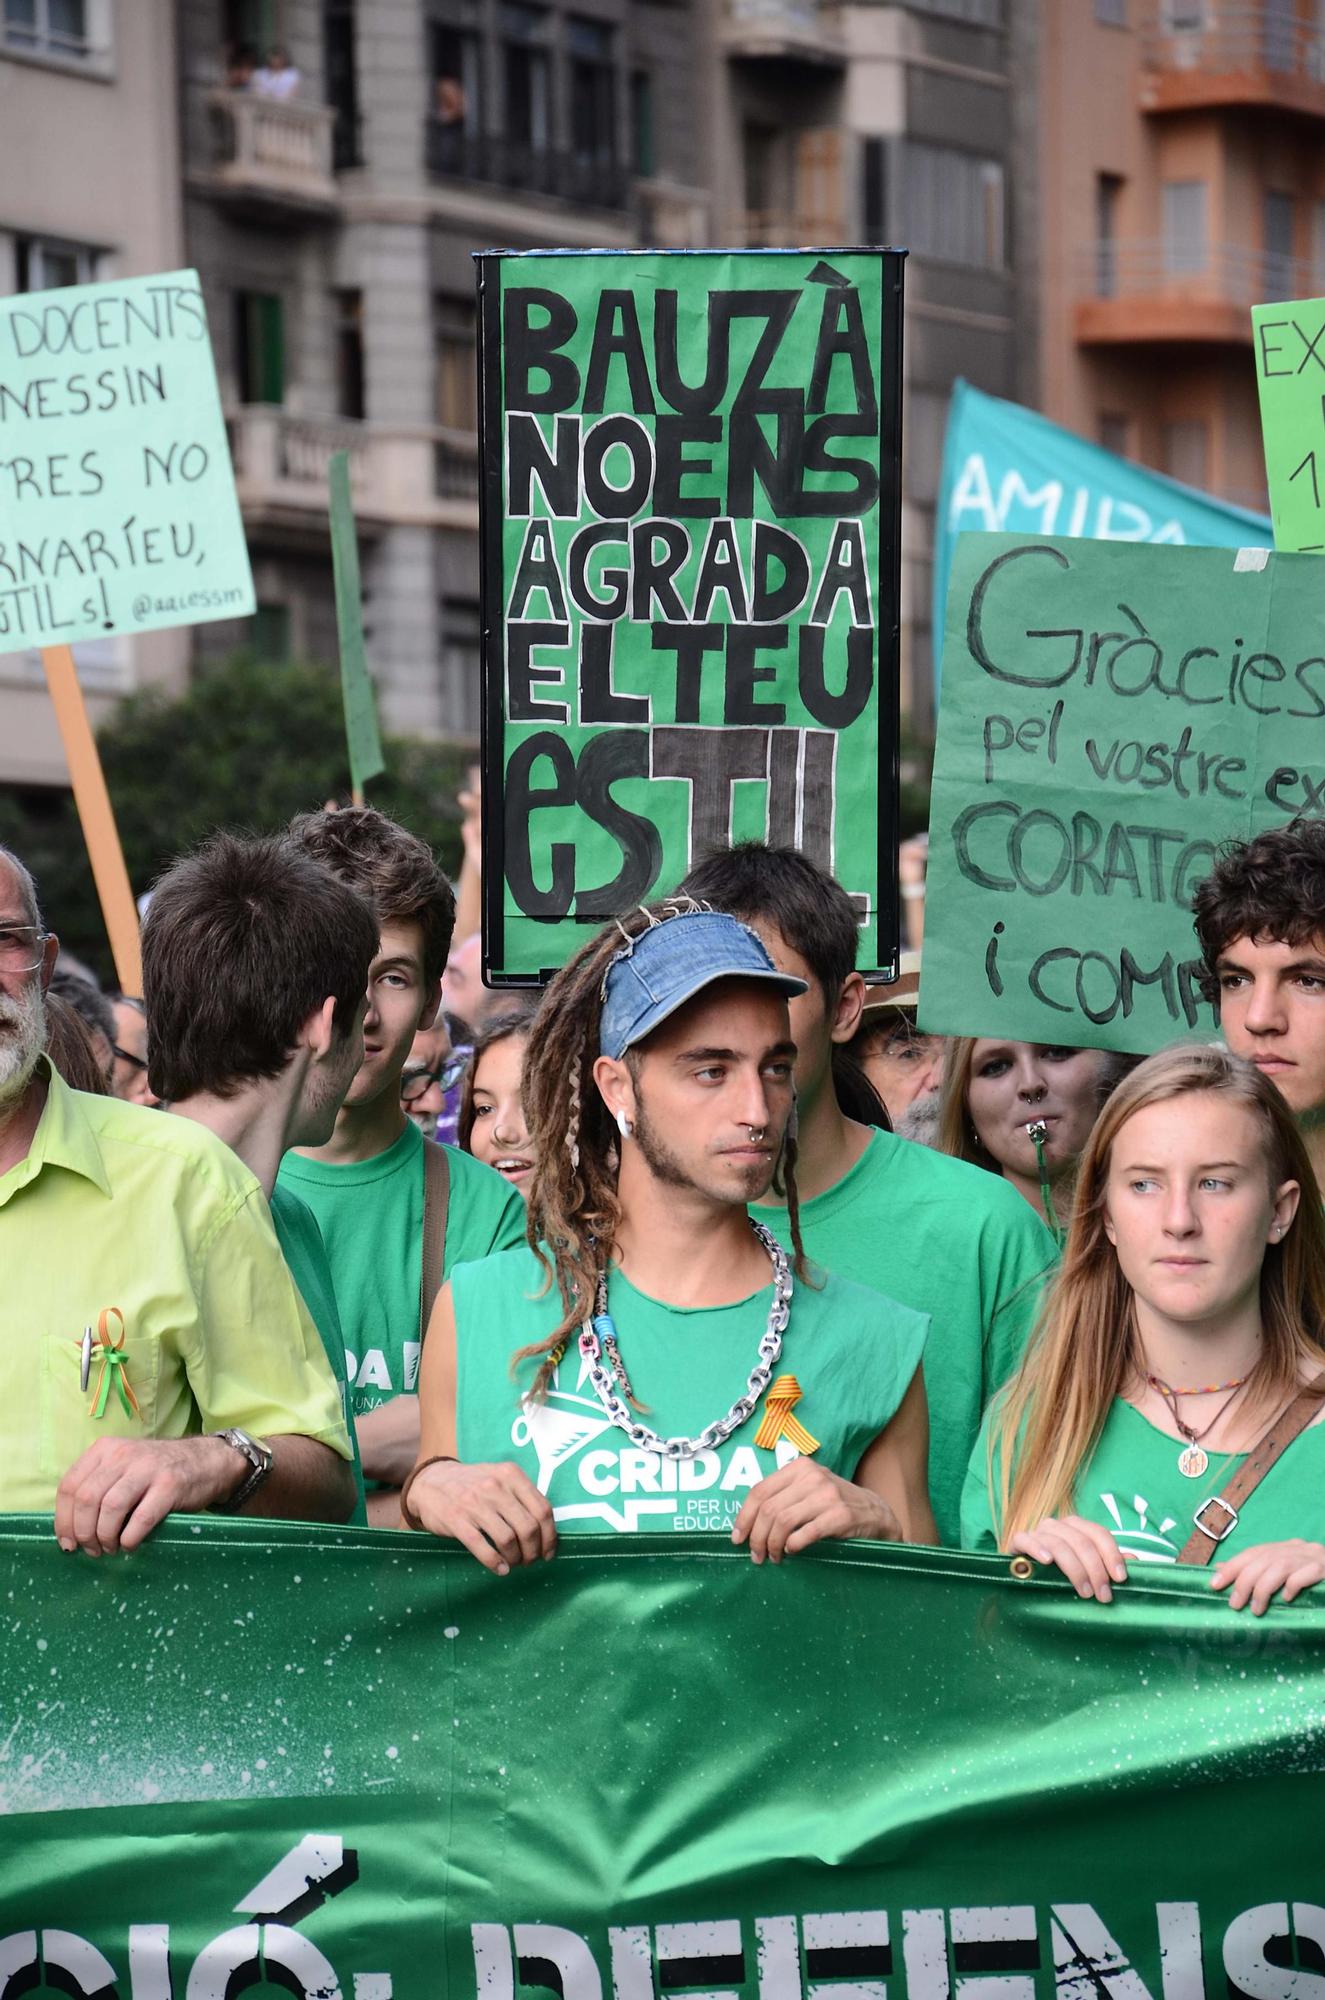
top-left (1252, 297), bottom-right (1325, 552)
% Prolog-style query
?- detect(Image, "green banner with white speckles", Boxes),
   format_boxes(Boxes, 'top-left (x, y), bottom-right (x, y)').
top-left (2, 1517), bottom-right (1324, 1996)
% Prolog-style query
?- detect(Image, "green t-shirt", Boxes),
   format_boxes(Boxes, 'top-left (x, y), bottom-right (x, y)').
top-left (276, 1121), bottom-right (526, 1418)
top-left (961, 1394), bottom-right (1325, 1562)
top-left (751, 1129), bottom-right (1058, 1549)
top-left (451, 1244), bottom-right (928, 1538)
top-left (268, 1184), bottom-right (367, 1524)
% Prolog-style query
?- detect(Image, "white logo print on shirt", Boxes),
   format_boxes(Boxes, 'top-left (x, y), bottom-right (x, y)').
top-left (510, 1354), bottom-right (796, 1533)
top-left (1098, 1491), bottom-right (1180, 1564)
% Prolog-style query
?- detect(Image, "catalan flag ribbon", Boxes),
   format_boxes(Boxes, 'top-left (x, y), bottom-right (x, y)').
top-left (85, 1307), bottom-right (141, 1422)
top-left (752, 1373), bottom-right (820, 1456)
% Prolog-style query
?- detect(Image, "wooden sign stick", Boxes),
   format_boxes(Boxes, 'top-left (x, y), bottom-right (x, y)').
top-left (40, 645), bottom-right (143, 997)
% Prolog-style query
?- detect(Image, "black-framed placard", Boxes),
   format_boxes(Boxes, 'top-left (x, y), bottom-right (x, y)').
top-left (476, 246), bottom-right (904, 984)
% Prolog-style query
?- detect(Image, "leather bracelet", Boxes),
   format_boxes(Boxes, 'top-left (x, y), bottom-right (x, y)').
top-left (400, 1454), bottom-right (457, 1532)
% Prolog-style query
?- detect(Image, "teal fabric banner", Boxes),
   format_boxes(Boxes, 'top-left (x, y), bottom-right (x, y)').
top-left (3, 1516), bottom-right (1324, 1999)
top-left (932, 382), bottom-right (1270, 683)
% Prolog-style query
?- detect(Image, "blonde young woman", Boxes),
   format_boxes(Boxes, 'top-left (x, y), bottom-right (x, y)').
top-left (961, 1045), bottom-right (1325, 1615)
top-left (939, 1037), bottom-right (1131, 1233)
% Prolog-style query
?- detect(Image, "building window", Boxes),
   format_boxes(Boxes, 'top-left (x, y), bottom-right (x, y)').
top-left (631, 68), bottom-right (654, 179)
top-left (569, 16), bottom-right (617, 170)
top-left (15, 233), bottom-right (98, 290)
top-left (862, 136), bottom-right (886, 243)
top-left (1098, 413), bottom-right (1129, 457)
top-left (235, 291), bottom-right (285, 405)
top-left (1095, 0), bottom-right (1125, 21)
top-left (435, 294), bottom-right (477, 434)
top-left (901, 143), bottom-right (1006, 270)
top-left (428, 17), bottom-right (484, 176)
top-left (440, 597), bottom-right (483, 736)
top-left (334, 289), bottom-right (365, 420)
top-left (1162, 420), bottom-right (1208, 490)
top-left (324, 0), bottom-right (362, 170)
top-left (903, 0), bottom-right (1002, 22)
top-left (250, 602), bottom-right (292, 662)
top-left (1264, 190), bottom-right (1296, 301)
top-left (3, 0), bottom-right (93, 61)
top-left (1162, 2), bottom-right (1205, 29)
top-left (1161, 181), bottom-right (1206, 276)
top-left (1095, 173), bottom-right (1123, 297)
top-left (502, 4), bottom-right (550, 157)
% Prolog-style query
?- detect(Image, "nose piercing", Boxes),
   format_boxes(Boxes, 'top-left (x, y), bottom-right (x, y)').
top-left (746, 1126), bottom-right (766, 1142)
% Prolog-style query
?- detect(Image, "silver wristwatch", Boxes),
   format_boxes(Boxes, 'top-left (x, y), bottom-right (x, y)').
top-left (210, 1428), bottom-right (274, 1511)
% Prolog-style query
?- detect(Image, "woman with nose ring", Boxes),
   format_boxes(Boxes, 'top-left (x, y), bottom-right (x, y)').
top-left (459, 1004), bottom-right (540, 1197)
top-left (938, 1037), bottom-right (1136, 1236)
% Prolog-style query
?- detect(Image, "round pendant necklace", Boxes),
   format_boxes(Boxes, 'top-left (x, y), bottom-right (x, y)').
top-left (1145, 1371), bottom-right (1250, 1478)
top-left (577, 1217), bottom-right (793, 1461)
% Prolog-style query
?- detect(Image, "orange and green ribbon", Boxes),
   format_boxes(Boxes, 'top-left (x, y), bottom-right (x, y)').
top-left (81, 1307), bottom-right (141, 1422)
top-left (753, 1374), bottom-right (820, 1456)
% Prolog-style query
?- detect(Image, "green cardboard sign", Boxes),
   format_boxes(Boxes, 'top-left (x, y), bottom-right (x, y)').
top-left (921, 534), bottom-right (1322, 1051)
top-left (1253, 298), bottom-right (1325, 552)
top-left (477, 248), bottom-right (903, 983)
top-left (5, 1517), bottom-right (1325, 1991)
top-left (0, 268), bottom-right (255, 653)
top-left (329, 451), bottom-right (385, 796)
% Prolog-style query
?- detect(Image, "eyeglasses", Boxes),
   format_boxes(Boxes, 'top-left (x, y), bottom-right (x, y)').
top-left (400, 1052), bottom-right (468, 1103)
top-left (112, 1044), bottom-right (149, 1075)
top-left (0, 924), bottom-right (48, 974)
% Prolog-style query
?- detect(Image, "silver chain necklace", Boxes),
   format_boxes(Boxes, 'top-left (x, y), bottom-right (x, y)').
top-left (577, 1217), bottom-right (793, 1461)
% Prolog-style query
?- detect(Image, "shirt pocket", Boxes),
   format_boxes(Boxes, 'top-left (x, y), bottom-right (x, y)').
top-left (42, 1308), bottom-right (162, 1485)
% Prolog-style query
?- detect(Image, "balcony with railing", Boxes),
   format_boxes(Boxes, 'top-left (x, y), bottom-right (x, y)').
top-left (226, 409), bottom-right (480, 544)
top-left (721, 0), bottom-right (846, 65)
top-left (1138, 4), bottom-right (1325, 119)
top-left (204, 91), bottom-right (339, 217)
top-left (1074, 240), bottom-right (1312, 345)
top-left (424, 123), bottom-right (631, 210)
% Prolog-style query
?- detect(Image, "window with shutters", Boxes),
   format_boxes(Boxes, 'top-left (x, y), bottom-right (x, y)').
top-left (901, 143), bottom-right (1006, 269)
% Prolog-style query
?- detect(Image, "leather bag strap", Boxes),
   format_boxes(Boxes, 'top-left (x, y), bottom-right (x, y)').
top-left (418, 1138), bottom-right (451, 1347)
top-left (1176, 1371), bottom-right (1325, 1566)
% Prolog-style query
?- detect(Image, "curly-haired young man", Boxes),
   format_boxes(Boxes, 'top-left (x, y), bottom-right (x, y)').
top-left (277, 808), bottom-right (525, 1521)
top-left (1193, 817), bottom-right (1325, 1180)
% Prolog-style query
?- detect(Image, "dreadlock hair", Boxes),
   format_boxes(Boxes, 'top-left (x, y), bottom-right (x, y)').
top-left (514, 899), bottom-right (813, 1403)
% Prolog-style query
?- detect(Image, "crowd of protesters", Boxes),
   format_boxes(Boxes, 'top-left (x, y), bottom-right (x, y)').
top-left (4, 803), bottom-right (1325, 1616)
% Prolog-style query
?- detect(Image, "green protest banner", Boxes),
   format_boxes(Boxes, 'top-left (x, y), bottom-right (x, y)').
top-left (476, 249), bottom-right (903, 983)
top-left (329, 451), bottom-right (385, 801)
top-left (0, 269), bottom-right (254, 649)
top-left (1252, 298), bottom-right (1325, 552)
top-left (919, 534), bottom-right (1325, 1050)
top-left (5, 1516), bottom-right (1325, 1998)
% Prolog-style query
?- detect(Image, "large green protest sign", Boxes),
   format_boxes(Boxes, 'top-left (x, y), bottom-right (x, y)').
top-left (919, 534), bottom-right (1325, 1050)
top-left (0, 269), bottom-right (254, 652)
top-left (1252, 297), bottom-right (1325, 553)
top-left (5, 1516), bottom-right (1325, 2000)
top-left (476, 249), bottom-right (903, 983)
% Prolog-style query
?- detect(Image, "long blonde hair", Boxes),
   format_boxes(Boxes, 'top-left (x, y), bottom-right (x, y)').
top-left (992, 1043), bottom-right (1325, 1545)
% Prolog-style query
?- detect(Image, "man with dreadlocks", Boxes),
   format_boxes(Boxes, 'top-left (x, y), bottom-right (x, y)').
top-left (404, 904), bottom-right (935, 1567)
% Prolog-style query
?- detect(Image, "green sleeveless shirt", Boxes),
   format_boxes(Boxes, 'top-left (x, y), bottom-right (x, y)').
top-left (451, 1247), bottom-right (929, 1537)
top-left (962, 1395), bottom-right (1325, 1562)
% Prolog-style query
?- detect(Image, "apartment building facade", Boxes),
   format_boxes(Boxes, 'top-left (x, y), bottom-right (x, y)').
top-left (706, 0), bottom-right (1019, 727)
top-left (179, 0), bottom-right (709, 742)
top-left (0, 0), bottom-right (187, 787)
top-left (1037, 0), bottom-right (1323, 514)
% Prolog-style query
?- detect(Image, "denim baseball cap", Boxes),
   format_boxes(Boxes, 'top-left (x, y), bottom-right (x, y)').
top-left (599, 908), bottom-right (807, 1060)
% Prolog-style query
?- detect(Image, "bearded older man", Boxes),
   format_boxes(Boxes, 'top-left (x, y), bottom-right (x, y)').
top-left (0, 846), bottom-right (355, 1552)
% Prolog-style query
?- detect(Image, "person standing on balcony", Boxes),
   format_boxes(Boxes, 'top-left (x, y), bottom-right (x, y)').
top-left (254, 46), bottom-right (301, 100)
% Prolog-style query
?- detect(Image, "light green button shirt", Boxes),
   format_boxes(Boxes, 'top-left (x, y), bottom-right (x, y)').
top-left (0, 1064), bottom-right (352, 1511)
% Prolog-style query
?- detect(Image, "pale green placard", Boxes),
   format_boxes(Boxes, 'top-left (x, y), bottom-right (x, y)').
top-left (0, 268), bottom-right (255, 654)
top-left (1252, 298), bottom-right (1325, 553)
top-left (921, 534), bottom-right (1324, 1052)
